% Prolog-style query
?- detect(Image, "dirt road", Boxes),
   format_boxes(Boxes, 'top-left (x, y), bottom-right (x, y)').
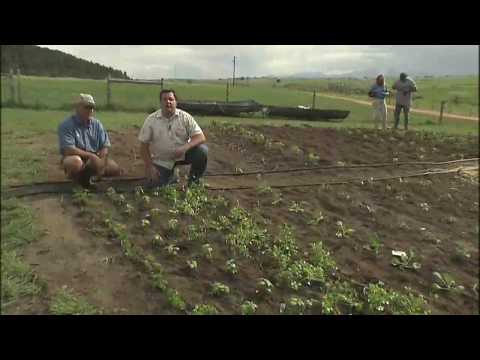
top-left (318, 93), bottom-right (479, 122)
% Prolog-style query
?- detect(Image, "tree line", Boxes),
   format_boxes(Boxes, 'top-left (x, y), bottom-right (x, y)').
top-left (1, 45), bottom-right (129, 80)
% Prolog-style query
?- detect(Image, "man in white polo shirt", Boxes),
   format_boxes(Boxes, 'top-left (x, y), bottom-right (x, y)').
top-left (138, 89), bottom-right (208, 186)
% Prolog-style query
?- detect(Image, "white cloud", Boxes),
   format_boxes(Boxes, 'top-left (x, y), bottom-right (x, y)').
top-left (38, 45), bottom-right (478, 78)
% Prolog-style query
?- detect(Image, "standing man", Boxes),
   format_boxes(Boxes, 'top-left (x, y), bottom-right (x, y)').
top-left (58, 94), bottom-right (123, 188)
top-left (392, 73), bottom-right (417, 130)
top-left (138, 89), bottom-right (208, 187)
top-left (368, 74), bottom-right (389, 130)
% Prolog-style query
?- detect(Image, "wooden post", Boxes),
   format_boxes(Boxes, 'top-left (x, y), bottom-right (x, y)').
top-left (107, 74), bottom-right (111, 108)
top-left (312, 90), bottom-right (316, 109)
top-left (9, 68), bottom-right (15, 104)
top-left (439, 100), bottom-right (447, 125)
top-left (16, 68), bottom-right (22, 105)
top-left (226, 81), bottom-right (230, 103)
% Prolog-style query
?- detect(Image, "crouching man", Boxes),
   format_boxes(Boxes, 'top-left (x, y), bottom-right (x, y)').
top-left (58, 94), bottom-right (123, 187)
top-left (138, 89), bottom-right (208, 187)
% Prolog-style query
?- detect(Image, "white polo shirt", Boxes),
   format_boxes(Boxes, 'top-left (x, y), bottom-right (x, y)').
top-left (138, 108), bottom-right (203, 169)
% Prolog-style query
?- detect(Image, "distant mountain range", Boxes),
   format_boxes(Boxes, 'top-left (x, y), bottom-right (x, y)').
top-left (1, 45), bottom-right (130, 80)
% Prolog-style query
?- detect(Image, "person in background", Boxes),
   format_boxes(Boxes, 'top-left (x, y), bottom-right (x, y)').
top-left (138, 89), bottom-right (208, 187)
top-left (392, 73), bottom-right (417, 130)
top-left (368, 74), bottom-right (389, 130)
top-left (58, 94), bottom-right (123, 188)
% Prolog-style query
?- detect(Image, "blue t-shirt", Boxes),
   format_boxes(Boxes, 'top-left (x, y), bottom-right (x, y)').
top-left (58, 114), bottom-right (111, 155)
top-left (369, 84), bottom-right (389, 100)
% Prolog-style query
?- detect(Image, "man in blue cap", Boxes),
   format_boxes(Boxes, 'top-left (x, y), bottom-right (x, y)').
top-left (58, 94), bottom-right (123, 187)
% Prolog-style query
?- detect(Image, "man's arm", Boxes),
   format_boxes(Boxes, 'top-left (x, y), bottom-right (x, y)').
top-left (174, 132), bottom-right (206, 159)
top-left (188, 132), bottom-right (206, 149)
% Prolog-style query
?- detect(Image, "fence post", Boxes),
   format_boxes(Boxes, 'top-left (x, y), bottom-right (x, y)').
top-left (16, 68), bottom-right (22, 105)
top-left (226, 81), bottom-right (229, 103)
top-left (312, 90), bottom-right (316, 109)
top-left (9, 68), bottom-right (15, 104)
top-left (161, 78), bottom-right (164, 90)
top-left (439, 100), bottom-right (447, 125)
top-left (106, 74), bottom-right (111, 108)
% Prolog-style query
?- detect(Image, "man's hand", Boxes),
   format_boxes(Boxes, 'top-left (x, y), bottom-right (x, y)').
top-left (174, 144), bottom-right (189, 160)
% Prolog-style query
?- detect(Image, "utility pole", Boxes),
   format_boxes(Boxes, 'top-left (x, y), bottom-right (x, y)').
top-left (232, 56), bottom-right (236, 88)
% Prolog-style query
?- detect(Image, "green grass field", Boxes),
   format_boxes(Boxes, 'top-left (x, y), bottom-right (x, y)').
top-left (2, 75), bottom-right (478, 117)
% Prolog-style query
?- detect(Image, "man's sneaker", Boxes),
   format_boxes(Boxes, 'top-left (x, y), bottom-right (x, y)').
top-left (77, 166), bottom-right (96, 189)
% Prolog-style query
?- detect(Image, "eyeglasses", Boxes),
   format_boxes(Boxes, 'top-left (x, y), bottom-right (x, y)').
top-left (84, 105), bottom-right (95, 110)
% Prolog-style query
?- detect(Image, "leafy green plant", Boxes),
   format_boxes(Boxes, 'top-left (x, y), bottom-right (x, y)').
top-left (151, 272), bottom-right (168, 292)
top-left (363, 233), bottom-right (383, 256)
top-left (271, 192), bottom-right (283, 206)
top-left (241, 301), bottom-right (258, 315)
top-left (201, 243), bottom-right (214, 260)
top-left (310, 242), bottom-right (337, 274)
top-left (256, 278), bottom-right (274, 297)
top-left (225, 206), bottom-right (269, 258)
top-left (164, 244), bottom-right (180, 256)
top-left (305, 153), bottom-right (320, 166)
top-left (288, 201), bottom-right (305, 214)
top-left (226, 259), bottom-right (238, 275)
top-left (271, 224), bottom-right (298, 269)
top-left (122, 203), bottom-right (134, 216)
top-left (152, 234), bottom-right (165, 247)
top-left (150, 208), bottom-right (161, 217)
top-left (290, 145), bottom-right (303, 155)
top-left (307, 211), bottom-right (325, 225)
top-left (364, 282), bottom-right (429, 315)
top-left (186, 259), bottom-right (198, 271)
top-left (166, 288), bottom-right (186, 312)
top-left (282, 296), bottom-right (314, 315)
top-left (158, 185), bottom-right (179, 205)
top-left (391, 249), bottom-right (421, 270)
top-left (335, 221), bottom-right (355, 239)
top-left (256, 183), bottom-right (273, 195)
top-left (72, 189), bottom-right (91, 207)
top-left (192, 304), bottom-right (218, 315)
top-left (134, 186), bottom-right (145, 198)
top-left (432, 272), bottom-right (465, 293)
top-left (419, 202), bottom-right (430, 212)
top-left (278, 260), bottom-right (326, 290)
top-left (187, 224), bottom-right (204, 242)
top-left (168, 218), bottom-right (179, 233)
top-left (210, 282), bottom-right (230, 297)
top-left (322, 282), bottom-right (362, 315)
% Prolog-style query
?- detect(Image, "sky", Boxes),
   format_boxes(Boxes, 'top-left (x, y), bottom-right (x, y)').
top-left (38, 45), bottom-right (478, 79)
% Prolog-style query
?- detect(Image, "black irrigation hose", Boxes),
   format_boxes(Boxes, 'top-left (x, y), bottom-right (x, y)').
top-left (205, 167), bottom-right (475, 191)
top-left (3, 159), bottom-right (477, 197)
top-left (204, 158), bottom-right (480, 177)
top-left (6, 158), bottom-right (479, 190)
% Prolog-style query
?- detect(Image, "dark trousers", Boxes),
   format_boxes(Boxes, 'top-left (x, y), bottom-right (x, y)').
top-left (394, 104), bottom-right (410, 130)
top-left (153, 144), bottom-right (208, 186)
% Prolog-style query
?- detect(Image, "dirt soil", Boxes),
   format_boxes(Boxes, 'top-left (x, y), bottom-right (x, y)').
top-left (10, 125), bottom-right (479, 314)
